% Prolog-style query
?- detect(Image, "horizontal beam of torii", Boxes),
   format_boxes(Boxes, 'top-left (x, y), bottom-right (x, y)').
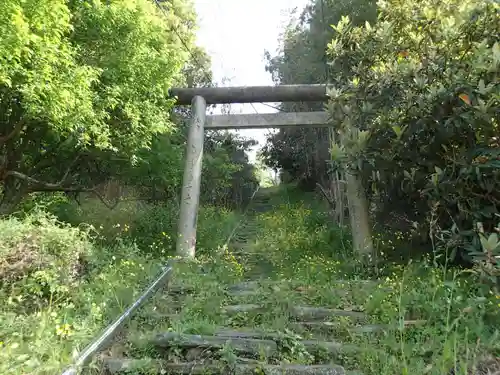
top-left (205, 111), bottom-right (330, 129)
top-left (169, 84), bottom-right (331, 105)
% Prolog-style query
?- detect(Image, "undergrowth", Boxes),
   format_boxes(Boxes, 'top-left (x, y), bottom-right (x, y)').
top-left (127, 186), bottom-right (500, 375)
top-left (0, 187), bottom-right (499, 375)
top-left (0, 197), bottom-right (240, 375)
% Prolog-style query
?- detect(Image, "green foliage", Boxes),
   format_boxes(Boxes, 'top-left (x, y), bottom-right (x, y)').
top-left (0, 0), bottom-right (98, 131)
top-left (196, 206), bottom-right (241, 254)
top-left (125, 132), bottom-right (185, 201)
top-left (0, 201), bottom-right (239, 374)
top-left (201, 133), bottom-right (259, 207)
top-left (131, 188), bottom-right (499, 375)
top-left (0, 0), bottom-right (191, 212)
top-left (43, 193), bottom-right (241, 258)
top-left (115, 126), bottom-right (259, 208)
top-left (1, 187), bottom-right (499, 375)
top-left (351, 264), bottom-right (500, 374)
top-left (254, 158), bottom-right (278, 188)
top-left (326, 0), bottom-right (500, 273)
top-left (261, 0), bottom-right (377, 187)
top-left (0, 240), bottom-right (163, 374)
top-left (128, 203), bottom-right (178, 254)
top-left (69, 0), bottom-right (185, 148)
top-left (232, 185), bottom-right (352, 279)
top-left (0, 0), bottom-right (258, 215)
top-left (124, 203), bottom-right (239, 257)
top-left (0, 211), bottom-right (93, 308)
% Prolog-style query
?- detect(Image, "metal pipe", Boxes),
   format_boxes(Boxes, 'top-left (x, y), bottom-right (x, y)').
top-left (176, 95), bottom-right (206, 258)
top-left (169, 84), bottom-right (330, 105)
top-left (61, 263), bottom-right (174, 375)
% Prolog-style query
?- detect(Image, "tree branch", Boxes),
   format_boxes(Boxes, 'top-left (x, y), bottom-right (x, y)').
top-left (3, 170), bottom-right (126, 210)
top-left (0, 120), bottom-right (25, 148)
top-left (316, 182), bottom-right (335, 209)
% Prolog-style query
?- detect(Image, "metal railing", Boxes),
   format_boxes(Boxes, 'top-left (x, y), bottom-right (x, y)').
top-left (61, 261), bottom-right (174, 375)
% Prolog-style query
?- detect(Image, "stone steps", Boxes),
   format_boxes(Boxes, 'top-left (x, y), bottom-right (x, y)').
top-left (150, 332), bottom-right (355, 356)
top-left (103, 358), bottom-right (347, 375)
top-left (221, 304), bottom-right (366, 320)
top-left (95, 198), bottom-right (390, 375)
top-left (226, 279), bottom-right (383, 293)
top-left (99, 294), bottom-right (368, 374)
top-left (152, 332), bottom-right (278, 356)
top-left (168, 279), bottom-right (385, 297)
top-left (290, 320), bottom-right (427, 334)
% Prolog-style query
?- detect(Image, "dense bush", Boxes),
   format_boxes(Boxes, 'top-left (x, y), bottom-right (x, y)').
top-left (326, 0), bottom-right (499, 270)
top-left (0, 212), bottom-right (92, 308)
top-left (0, 212), bottom-right (166, 374)
top-left (125, 128), bottom-right (260, 209)
top-left (40, 195), bottom-right (240, 257)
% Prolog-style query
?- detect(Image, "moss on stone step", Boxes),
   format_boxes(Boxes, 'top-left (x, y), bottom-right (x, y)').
top-left (103, 357), bottom-right (347, 375)
top-left (151, 332), bottom-right (277, 356)
top-left (221, 304), bottom-right (366, 320)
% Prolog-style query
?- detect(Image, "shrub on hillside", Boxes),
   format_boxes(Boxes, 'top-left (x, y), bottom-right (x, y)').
top-left (327, 0), bottom-right (500, 269)
top-left (0, 212), bottom-right (92, 307)
top-left (44, 195), bottom-right (165, 249)
top-left (69, 197), bottom-right (150, 245)
top-left (0, 217), bottom-right (164, 375)
top-left (32, 194), bottom-right (241, 258)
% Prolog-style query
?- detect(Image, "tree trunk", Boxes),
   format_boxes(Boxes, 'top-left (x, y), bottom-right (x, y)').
top-left (0, 141), bottom-right (27, 216)
top-left (0, 181), bottom-right (26, 216)
top-left (330, 172), bottom-right (346, 227)
top-left (345, 169), bottom-right (374, 260)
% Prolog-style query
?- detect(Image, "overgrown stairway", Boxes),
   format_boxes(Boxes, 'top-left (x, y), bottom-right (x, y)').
top-left (94, 190), bottom-right (424, 375)
top-left (99, 280), bottom-right (369, 374)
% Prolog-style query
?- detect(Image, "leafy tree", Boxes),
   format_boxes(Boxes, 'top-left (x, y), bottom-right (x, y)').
top-left (261, 0), bottom-right (377, 188)
top-left (326, 0), bottom-right (499, 268)
top-left (121, 47), bottom-right (258, 208)
top-left (0, 0), bottom-right (191, 213)
top-left (202, 133), bottom-right (259, 207)
top-left (124, 125), bottom-right (259, 208)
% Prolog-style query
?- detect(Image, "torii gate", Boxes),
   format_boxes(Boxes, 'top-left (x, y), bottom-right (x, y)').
top-left (61, 86), bottom-right (372, 375)
top-left (168, 85), bottom-right (332, 259)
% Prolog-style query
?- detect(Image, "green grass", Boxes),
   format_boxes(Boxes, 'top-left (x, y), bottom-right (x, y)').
top-left (1, 186), bottom-right (499, 375)
top-left (113, 186), bottom-right (500, 374)
top-left (0, 197), bottom-right (242, 375)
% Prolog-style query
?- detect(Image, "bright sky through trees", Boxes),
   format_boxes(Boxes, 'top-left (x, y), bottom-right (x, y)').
top-left (193, 0), bottom-right (310, 163)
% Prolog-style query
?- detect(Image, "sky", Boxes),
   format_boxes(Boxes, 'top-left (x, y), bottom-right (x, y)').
top-left (193, 0), bottom-right (310, 163)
